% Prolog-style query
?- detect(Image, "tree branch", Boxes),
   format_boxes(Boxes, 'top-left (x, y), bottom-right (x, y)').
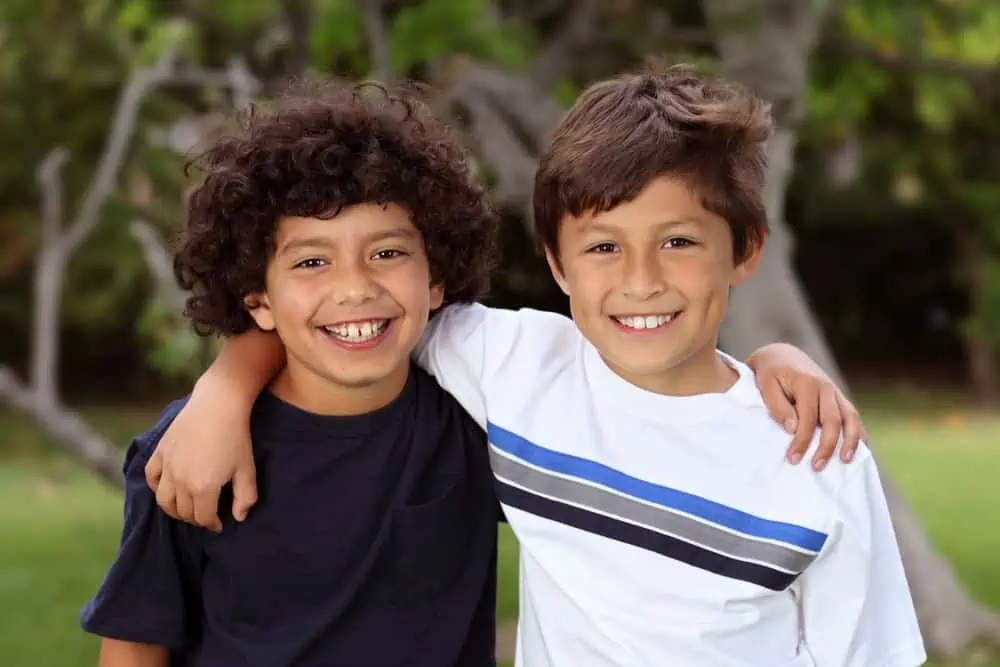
top-left (32, 147), bottom-right (70, 404)
top-left (62, 45), bottom-right (180, 255)
top-left (1, 42), bottom-right (260, 489)
top-left (450, 85), bottom-right (538, 213)
top-left (37, 147), bottom-right (69, 241)
top-left (451, 64), bottom-right (564, 151)
top-left (0, 368), bottom-right (125, 487)
top-left (529, 0), bottom-right (602, 88)
top-left (361, 0), bottom-right (393, 82)
top-left (130, 219), bottom-right (186, 315)
top-left (281, 0), bottom-right (313, 77)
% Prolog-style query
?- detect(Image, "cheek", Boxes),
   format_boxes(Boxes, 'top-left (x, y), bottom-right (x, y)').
top-left (563, 266), bottom-right (611, 314)
top-left (675, 258), bottom-right (731, 296)
top-left (384, 265), bottom-right (435, 311)
top-left (270, 279), bottom-right (323, 320)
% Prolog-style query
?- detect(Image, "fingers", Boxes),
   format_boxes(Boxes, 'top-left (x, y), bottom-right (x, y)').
top-left (193, 487), bottom-right (224, 533)
top-left (174, 489), bottom-right (194, 526)
top-left (155, 473), bottom-right (179, 521)
top-left (785, 374), bottom-right (818, 465)
top-left (144, 451), bottom-right (163, 493)
top-left (810, 385), bottom-right (842, 470)
top-left (757, 369), bottom-right (799, 436)
top-left (231, 463), bottom-right (259, 523)
top-left (836, 392), bottom-right (864, 462)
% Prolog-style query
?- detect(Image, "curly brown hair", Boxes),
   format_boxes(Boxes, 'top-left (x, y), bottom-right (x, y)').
top-left (173, 79), bottom-right (498, 336)
top-left (534, 63), bottom-right (771, 268)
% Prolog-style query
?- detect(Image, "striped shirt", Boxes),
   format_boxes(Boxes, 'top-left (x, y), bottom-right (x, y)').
top-left (417, 303), bottom-right (926, 667)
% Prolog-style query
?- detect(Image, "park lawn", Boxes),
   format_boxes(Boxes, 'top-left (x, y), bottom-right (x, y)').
top-left (1, 392), bottom-right (999, 666)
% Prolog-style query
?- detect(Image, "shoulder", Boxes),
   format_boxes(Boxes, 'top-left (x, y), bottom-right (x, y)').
top-left (431, 303), bottom-right (576, 342)
top-left (425, 303), bottom-right (581, 377)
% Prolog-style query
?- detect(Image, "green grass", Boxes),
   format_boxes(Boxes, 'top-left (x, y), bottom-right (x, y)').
top-left (1, 390), bottom-right (999, 666)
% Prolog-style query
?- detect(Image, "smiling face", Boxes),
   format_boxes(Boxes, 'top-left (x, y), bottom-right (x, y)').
top-left (246, 203), bottom-right (443, 414)
top-left (546, 175), bottom-right (762, 396)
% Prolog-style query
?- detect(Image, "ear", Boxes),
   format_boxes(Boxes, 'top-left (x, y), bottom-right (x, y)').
top-left (428, 281), bottom-right (445, 311)
top-left (731, 237), bottom-right (764, 287)
top-left (244, 292), bottom-right (276, 331)
top-left (544, 247), bottom-right (571, 296)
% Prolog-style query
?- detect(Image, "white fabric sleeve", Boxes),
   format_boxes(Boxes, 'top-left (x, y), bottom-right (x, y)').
top-left (796, 451), bottom-right (927, 667)
top-left (413, 303), bottom-right (515, 428)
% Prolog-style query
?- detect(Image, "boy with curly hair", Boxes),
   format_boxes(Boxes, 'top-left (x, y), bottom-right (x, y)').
top-left (139, 66), bottom-right (919, 666)
top-left (80, 81), bottom-right (502, 667)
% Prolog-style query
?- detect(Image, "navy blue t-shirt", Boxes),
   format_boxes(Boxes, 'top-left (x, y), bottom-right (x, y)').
top-left (81, 365), bottom-right (499, 667)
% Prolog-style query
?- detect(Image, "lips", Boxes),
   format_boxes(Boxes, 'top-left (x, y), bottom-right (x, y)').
top-left (320, 318), bottom-right (390, 343)
top-left (611, 313), bottom-right (679, 330)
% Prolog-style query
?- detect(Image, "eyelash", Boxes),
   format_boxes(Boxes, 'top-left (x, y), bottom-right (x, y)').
top-left (293, 258), bottom-right (326, 269)
top-left (292, 249), bottom-right (407, 270)
top-left (585, 238), bottom-right (696, 254)
top-left (372, 248), bottom-right (407, 260)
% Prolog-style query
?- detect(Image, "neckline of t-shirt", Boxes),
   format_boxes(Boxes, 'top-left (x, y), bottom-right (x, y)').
top-left (251, 367), bottom-right (416, 439)
top-left (582, 340), bottom-right (761, 422)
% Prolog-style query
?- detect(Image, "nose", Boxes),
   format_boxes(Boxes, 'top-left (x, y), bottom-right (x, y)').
top-left (621, 248), bottom-right (666, 301)
top-left (330, 259), bottom-right (379, 306)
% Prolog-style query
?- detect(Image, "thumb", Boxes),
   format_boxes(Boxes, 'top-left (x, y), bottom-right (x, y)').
top-left (231, 462), bottom-right (259, 522)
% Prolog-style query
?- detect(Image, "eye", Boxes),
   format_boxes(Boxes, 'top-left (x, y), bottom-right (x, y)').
top-left (372, 248), bottom-right (408, 260)
top-left (586, 242), bottom-right (619, 254)
top-left (663, 237), bottom-right (696, 249)
top-left (293, 257), bottom-right (327, 269)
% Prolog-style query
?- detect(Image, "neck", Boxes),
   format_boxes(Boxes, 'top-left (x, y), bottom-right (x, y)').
top-left (270, 359), bottom-right (410, 416)
top-left (606, 342), bottom-right (737, 397)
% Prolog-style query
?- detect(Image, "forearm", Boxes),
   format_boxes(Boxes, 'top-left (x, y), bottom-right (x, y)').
top-left (196, 329), bottom-right (285, 409)
top-left (97, 639), bottom-right (169, 667)
top-left (745, 342), bottom-right (828, 378)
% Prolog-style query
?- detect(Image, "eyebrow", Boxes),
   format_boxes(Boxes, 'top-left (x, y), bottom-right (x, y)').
top-left (581, 217), bottom-right (707, 235)
top-left (278, 236), bottom-right (334, 256)
top-left (278, 227), bottom-right (421, 256)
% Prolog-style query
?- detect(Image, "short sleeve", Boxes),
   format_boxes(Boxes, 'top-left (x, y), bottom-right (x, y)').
top-left (80, 398), bottom-right (202, 648)
top-left (796, 452), bottom-right (926, 667)
top-left (413, 304), bottom-right (512, 428)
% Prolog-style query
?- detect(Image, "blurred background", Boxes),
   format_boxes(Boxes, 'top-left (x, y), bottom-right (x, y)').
top-left (1, 0), bottom-right (999, 665)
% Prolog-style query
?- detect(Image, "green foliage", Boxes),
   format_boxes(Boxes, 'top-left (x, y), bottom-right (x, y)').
top-left (310, 0), bottom-right (367, 73)
top-left (390, 0), bottom-right (533, 72)
top-left (136, 300), bottom-right (214, 382)
top-left (806, 0), bottom-right (1000, 378)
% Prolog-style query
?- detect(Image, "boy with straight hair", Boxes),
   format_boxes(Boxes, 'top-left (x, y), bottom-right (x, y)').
top-left (146, 66), bottom-right (921, 666)
top-left (81, 80), bottom-right (503, 667)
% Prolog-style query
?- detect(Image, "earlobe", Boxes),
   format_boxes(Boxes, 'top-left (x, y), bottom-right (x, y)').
top-left (429, 282), bottom-right (445, 310)
top-left (544, 247), bottom-right (571, 296)
top-left (244, 293), bottom-right (276, 331)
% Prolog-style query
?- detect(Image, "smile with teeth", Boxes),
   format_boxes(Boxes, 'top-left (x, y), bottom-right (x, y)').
top-left (613, 313), bottom-right (678, 330)
top-left (321, 319), bottom-right (390, 343)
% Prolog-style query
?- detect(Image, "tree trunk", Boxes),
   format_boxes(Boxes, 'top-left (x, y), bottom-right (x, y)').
top-left (704, 0), bottom-right (1000, 658)
top-left (955, 220), bottom-right (999, 405)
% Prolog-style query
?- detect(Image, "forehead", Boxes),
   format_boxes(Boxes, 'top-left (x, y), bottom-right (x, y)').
top-left (574, 175), bottom-right (717, 231)
top-left (275, 203), bottom-right (417, 243)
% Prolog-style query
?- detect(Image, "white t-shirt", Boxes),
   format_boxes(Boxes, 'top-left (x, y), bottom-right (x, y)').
top-left (416, 303), bottom-right (926, 667)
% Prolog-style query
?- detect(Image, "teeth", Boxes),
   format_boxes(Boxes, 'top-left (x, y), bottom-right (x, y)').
top-left (323, 319), bottom-right (388, 343)
top-left (614, 314), bottom-right (675, 330)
